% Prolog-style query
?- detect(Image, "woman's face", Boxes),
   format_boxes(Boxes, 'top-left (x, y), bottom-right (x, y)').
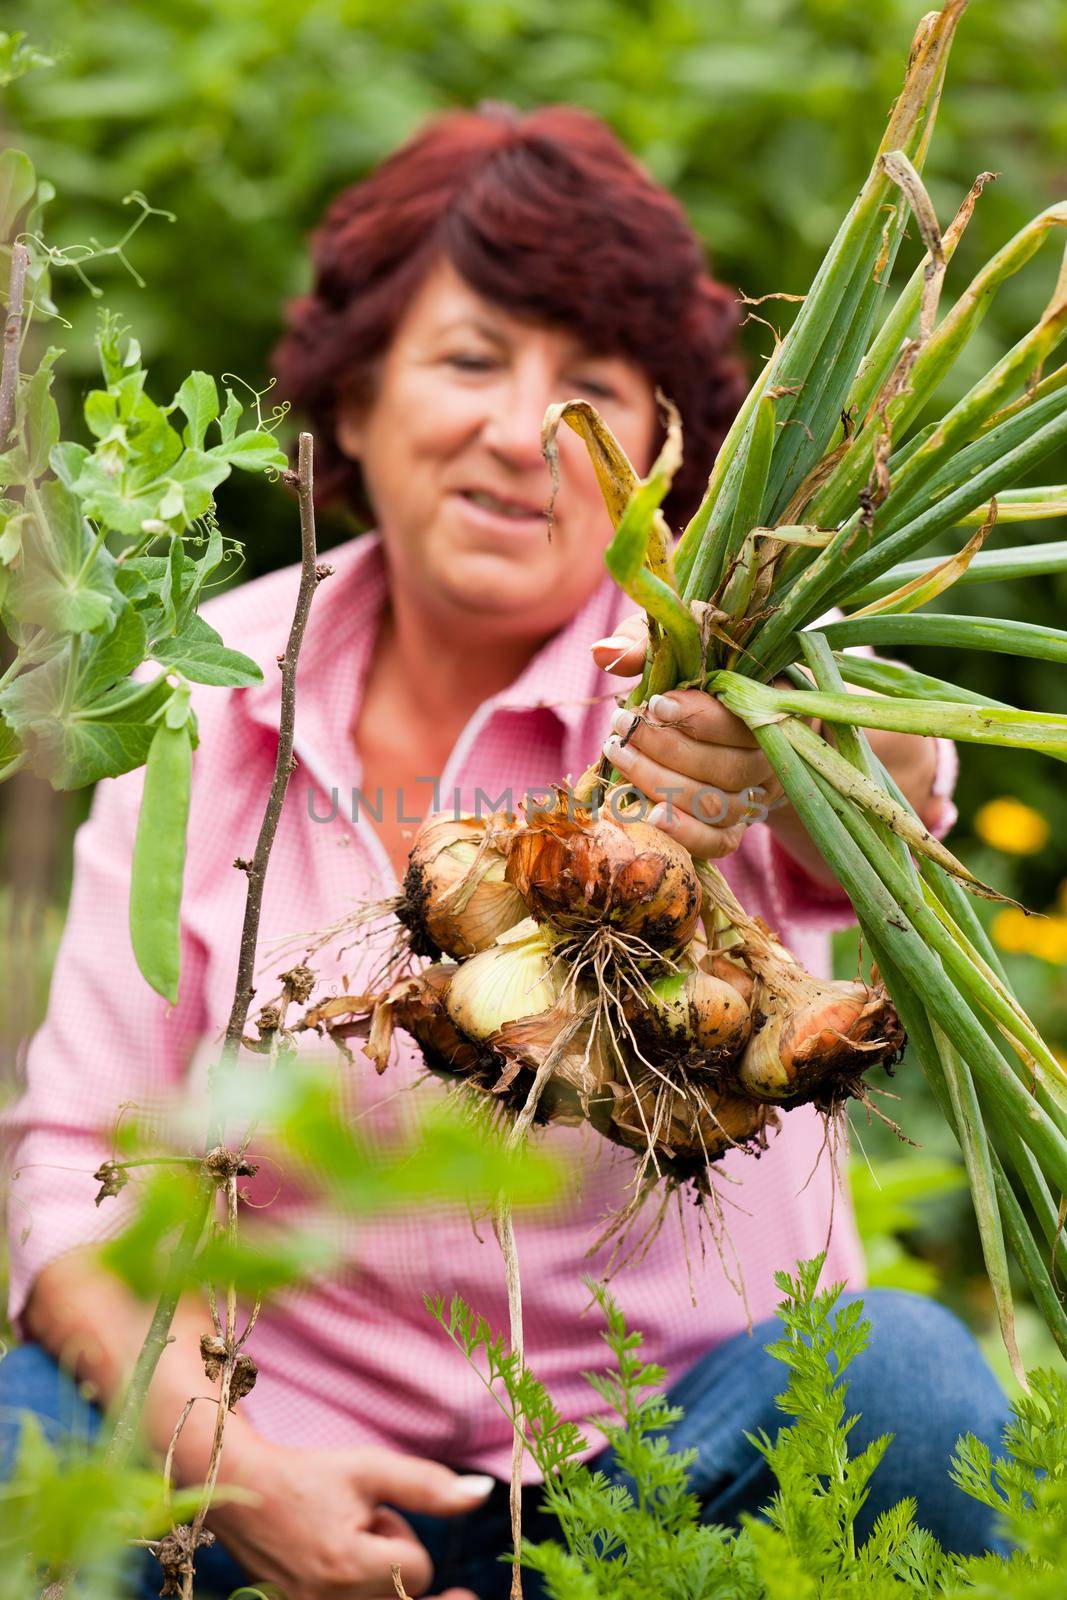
top-left (336, 258), bottom-right (659, 640)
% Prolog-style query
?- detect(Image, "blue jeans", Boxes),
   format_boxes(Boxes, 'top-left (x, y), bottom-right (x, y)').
top-left (0, 1289), bottom-right (1010, 1598)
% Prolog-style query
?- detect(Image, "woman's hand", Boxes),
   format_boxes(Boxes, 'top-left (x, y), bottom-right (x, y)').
top-left (591, 613), bottom-right (945, 882)
top-left (206, 1435), bottom-right (489, 1599)
top-left (590, 617), bottom-right (785, 860)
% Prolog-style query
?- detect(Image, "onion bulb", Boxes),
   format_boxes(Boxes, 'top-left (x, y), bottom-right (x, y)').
top-left (399, 812), bottom-right (526, 958)
top-left (738, 973), bottom-right (904, 1104)
top-left (603, 1075), bottom-right (772, 1170)
top-left (445, 918), bottom-right (563, 1042)
top-left (701, 950), bottom-right (756, 1007)
top-left (625, 961), bottom-right (751, 1074)
top-left (504, 796), bottom-right (700, 950)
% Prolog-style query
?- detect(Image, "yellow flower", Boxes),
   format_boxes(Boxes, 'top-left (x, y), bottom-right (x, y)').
top-left (990, 907), bottom-right (1035, 954)
top-left (974, 797), bottom-right (1049, 854)
top-left (991, 908), bottom-right (1067, 964)
top-left (1029, 916), bottom-right (1067, 965)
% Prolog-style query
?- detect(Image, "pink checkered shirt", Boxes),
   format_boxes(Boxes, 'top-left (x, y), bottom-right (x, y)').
top-left (3, 531), bottom-right (958, 1479)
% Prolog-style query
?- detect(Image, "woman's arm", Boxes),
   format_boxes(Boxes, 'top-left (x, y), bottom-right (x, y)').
top-left (23, 1249), bottom-right (259, 1484)
top-left (23, 1252), bottom-right (489, 1599)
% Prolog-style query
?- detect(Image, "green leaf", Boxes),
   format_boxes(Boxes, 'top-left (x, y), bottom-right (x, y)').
top-left (16, 346), bottom-right (62, 480)
top-left (5, 478), bottom-right (121, 635)
top-left (49, 439), bottom-right (90, 489)
top-left (821, 611), bottom-right (1067, 665)
top-left (217, 387), bottom-right (243, 444)
top-left (0, 606), bottom-right (170, 789)
top-left (82, 387), bottom-right (119, 441)
top-left (78, 602), bottom-right (149, 702)
top-left (151, 617), bottom-right (263, 686)
top-left (157, 446), bottom-right (232, 523)
top-left (3, 1411), bottom-right (203, 1586)
top-left (0, 711), bottom-right (22, 772)
top-left (0, 497), bottom-right (25, 566)
top-left (173, 370), bottom-right (219, 450)
top-left (0, 148), bottom-right (35, 238)
top-left (210, 428), bottom-right (287, 473)
top-left (844, 539), bottom-right (1067, 603)
top-left (0, 32), bottom-right (53, 88)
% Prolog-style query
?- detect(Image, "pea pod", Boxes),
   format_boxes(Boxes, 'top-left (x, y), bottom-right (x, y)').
top-left (130, 719), bottom-right (193, 1004)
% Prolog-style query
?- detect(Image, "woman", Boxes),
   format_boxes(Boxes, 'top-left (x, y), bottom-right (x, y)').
top-left (2, 105), bottom-right (1008, 1599)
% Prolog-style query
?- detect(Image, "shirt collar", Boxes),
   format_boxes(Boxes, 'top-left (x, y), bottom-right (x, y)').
top-left (239, 529), bottom-right (626, 749)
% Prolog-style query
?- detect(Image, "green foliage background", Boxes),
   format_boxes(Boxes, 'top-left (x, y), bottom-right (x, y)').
top-left (2, 0), bottom-right (1066, 1362)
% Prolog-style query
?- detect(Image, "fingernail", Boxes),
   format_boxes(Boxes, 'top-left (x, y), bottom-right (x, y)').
top-left (591, 636), bottom-right (633, 655)
top-left (647, 803), bottom-right (669, 829)
top-left (603, 735), bottom-right (632, 768)
top-left (647, 694), bottom-right (682, 723)
top-left (610, 708), bottom-right (635, 736)
top-left (457, 1474), bottom-right (496, 1499)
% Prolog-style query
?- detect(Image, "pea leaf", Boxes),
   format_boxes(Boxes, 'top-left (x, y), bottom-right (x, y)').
top-left (71, 454), bottom-right (175, 537)
top-left (50, 439), bottom-right (90, 489)
top-left (0, 34), bottom-right (53, 89)
top-left (156, 447), bottom-right (232, 523)
top-left (217, 387), bottom-right (243, 444)
top-left (210, 429), bottom-right (287, 473)
top-left (0, 604), bottom-right (171, 787)
top-left (172, 370), bottom-right (219, 450)
top-left (121, 392), bottom-right (182, 478)
top-left (78, 601), bottom-right (149, 701)
top-left (151, 612), bottom-right (263, 686)
top-left (0, 496), bottom-right (26, 565)
top-left (0, 148), bottom-right (35, 238)
top-left (17, 345), bottom-right (63, 479)
top-left (5, 477), bottom-right (122, 634)
top-left (0, 711), bottom-right (22, 770)
top-left (83, 387), bottom-right (120, 440)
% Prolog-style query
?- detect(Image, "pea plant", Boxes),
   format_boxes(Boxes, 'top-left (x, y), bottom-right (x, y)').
top-left (0, 144), bottom-right (292, 1000)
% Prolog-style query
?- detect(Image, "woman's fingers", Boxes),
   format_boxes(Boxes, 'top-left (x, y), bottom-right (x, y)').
top-left (606, 706), bottom-right (775, 794)
top-left (644, 689), bottom-right (762, 748)
top-left (589, 614), bottom-right (647, 676)
top-left (603, 732), bottom-right (777, 833)
top-left (353, 1509), bottom-right (434, 1595)
top-left (646, 802), bottom-right (750, 861)
top-left (354, 1449), bottom-right (495, 1517)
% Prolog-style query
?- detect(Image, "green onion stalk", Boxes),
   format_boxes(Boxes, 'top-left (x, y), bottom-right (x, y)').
top-left (549, 0), bottom-right (1067, 1372)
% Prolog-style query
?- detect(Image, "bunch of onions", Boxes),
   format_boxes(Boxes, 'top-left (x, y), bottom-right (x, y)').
top-left (302, 806), bottom-right (902, 1192)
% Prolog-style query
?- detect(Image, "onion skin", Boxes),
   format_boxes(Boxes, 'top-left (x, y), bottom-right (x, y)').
top-left (445, 922), bottom-right (563, 1042)
top-left (388, 963), bottom-right (484, 1079)
top-left (598, 1076), bottom-right (773, 1176)
top-left (489, 1003), bottom-right (609, 1121)
top-left (701, 951), bottom-right (756, 1008)
top-left (504, 798), bottom-right (701, 950)
top-left (738, 976), bottom-right (905, 1105)
top-left (399, 812), bottom-right (526, 959)
top-left (625, 964), bottom-right (751, 1076)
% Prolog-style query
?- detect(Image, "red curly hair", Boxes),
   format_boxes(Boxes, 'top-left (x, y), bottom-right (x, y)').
top-left (272, 102), bottom-right (747, 528)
